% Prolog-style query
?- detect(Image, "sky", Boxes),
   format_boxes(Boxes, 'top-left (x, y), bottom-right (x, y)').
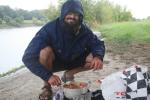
top-left (0, 0), bottom-right (150, 19)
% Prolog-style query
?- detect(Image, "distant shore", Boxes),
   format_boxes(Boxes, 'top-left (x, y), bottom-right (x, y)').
top-left (0, 23), bottom-right (42, 29)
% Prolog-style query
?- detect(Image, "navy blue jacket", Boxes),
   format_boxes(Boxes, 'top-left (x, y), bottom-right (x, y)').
top-left (22, 0), bottom-right (105, 81)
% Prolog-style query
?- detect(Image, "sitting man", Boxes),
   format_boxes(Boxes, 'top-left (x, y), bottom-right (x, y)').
top-left (22, 0), bottom-right (105, 99)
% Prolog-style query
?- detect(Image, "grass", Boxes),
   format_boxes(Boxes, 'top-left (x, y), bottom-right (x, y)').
top-left (97, 19), bottom-right (150, 45)
top-left (0, 65), bottom-right (25, 77)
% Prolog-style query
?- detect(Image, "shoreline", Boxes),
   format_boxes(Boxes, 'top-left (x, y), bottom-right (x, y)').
top-left (0, 24), bottom-right (42, 29)
top-left (0, 65), bottom-right (25, 77)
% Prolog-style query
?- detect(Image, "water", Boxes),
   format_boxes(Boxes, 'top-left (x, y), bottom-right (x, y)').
top-left (0, 26), bottom-right (41, 73)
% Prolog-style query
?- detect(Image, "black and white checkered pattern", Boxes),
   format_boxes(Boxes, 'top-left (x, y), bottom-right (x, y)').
top-left (121, 65), bottom-right (150, 100)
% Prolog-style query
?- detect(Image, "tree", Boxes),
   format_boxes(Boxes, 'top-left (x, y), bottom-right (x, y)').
top-left (81, 0), bottom-right (95, 23)
top-left (45, 4), bottom-right (59, 20)
top-left (14, 16), bottom-right (24, 24)
top-left (3, 16), bottom-right (12, 24)
top-left (0, 6), bottom-right (17, 19)
top-left (0, 18), bottom-right (2, 24)
top-left (30, 10), bottom-right (45, 20)
top-left (32, 17), bottom-right (44, 25)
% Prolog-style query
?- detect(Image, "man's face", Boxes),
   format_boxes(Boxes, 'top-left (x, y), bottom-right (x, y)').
top-left (64, 12), bottom-right (80, 27)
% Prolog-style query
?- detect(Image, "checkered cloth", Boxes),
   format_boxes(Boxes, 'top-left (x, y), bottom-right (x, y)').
top-left (121, 65), bottom-right (150, 100)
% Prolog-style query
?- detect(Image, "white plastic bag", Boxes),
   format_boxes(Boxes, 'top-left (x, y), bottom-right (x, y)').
top-left (101, 71), bottom-right (126, 100)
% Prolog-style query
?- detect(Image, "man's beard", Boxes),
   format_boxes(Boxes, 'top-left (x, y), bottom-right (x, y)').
top-left (63, 19), bottom-right (80, 35)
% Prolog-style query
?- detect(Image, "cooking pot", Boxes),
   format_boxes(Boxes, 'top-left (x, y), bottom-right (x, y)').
top-left (63, 81), bottom-right (89, 99)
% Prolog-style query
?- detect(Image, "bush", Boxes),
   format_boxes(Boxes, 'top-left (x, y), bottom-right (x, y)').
top-left (14, 16), bottom-right (24, 24)
top-left (3, 16), bottom-right (12, 23)
top-left (98, 20), bottom-right (150, 45)
top-left (0, 18), bottom-right (2, 24)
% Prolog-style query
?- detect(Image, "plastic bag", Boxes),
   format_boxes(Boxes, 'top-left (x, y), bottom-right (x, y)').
top-left (101, 71), bottom-right (126, 100)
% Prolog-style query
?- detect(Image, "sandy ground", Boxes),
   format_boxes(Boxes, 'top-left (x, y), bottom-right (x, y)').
top-left (0, 50), bottom-right (150, 100)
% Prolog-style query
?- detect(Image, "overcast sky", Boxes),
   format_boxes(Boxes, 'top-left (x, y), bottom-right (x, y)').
top-left (0, 0), bottom-right (149, 19)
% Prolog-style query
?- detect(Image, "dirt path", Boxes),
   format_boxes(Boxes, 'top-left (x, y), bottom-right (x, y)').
top-left (0, 51), bottom-right (149, 100)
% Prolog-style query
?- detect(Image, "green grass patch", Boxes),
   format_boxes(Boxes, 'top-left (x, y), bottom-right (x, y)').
top-left (0, 65), bottom-right (25, 77)
top-left (97, 19), bottom-right (150, 45)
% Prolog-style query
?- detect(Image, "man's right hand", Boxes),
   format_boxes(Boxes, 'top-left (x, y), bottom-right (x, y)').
top-left (48, 75), bottom-right (61, 86)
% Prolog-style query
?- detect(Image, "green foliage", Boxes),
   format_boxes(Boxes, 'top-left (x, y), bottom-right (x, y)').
top-left (46, 0), bottom-right (133, 24)
top-left (14, 16), bottom-right (24, 24)
top-left (30, 10), bottom-right (46, 20)
top-left (60, 0), bottom-right (133, 25)
top-left (98, 19), bottom-right (150, 45)
top-left (81, 0), bottom-right (95, 23)
top-left (32, 17), bottom-right (45, 26)
top-left (15, 9), bottom-right (32, 20)
top-left (0, 0), bottom-right (134, 28)
top-left (3, 16), bottom-right (12, 23)
top-left (45, 4), bottom-right (59, 20)
top-left (0, 18), bottom-right (3, 24)
top-left (0, 6), bottom-right (17, 18)
top-left (2, 16), bottom-right (24, 26)
top-left (0, 5), bottom-right (47, 27)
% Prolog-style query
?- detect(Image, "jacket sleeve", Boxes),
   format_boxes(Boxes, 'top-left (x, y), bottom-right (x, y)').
top-left (22, 26), bottom-right (52, 81)
top-left (87, 32), bottom-right (105, 61)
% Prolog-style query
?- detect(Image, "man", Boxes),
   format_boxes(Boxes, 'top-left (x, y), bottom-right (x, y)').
top-left (22, 0), bottom-right (105, 99)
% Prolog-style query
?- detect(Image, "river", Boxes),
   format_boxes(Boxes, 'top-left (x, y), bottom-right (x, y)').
top-left (0, 26), bottom-right (41, 73)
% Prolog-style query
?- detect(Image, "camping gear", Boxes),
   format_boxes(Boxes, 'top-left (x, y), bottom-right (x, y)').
top-left (53, 80), bottom-right (103, 100)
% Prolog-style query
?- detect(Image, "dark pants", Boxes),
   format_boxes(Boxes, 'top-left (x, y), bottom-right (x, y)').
top-left (39, 46), bottom-right (93, 73)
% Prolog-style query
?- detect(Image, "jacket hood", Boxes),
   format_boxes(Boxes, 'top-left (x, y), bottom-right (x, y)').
top-left (60, 0), bottom-right (84, 23)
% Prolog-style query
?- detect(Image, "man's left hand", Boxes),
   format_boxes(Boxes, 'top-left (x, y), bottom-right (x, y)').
top-left (90, 57), bottom-right (103, 71)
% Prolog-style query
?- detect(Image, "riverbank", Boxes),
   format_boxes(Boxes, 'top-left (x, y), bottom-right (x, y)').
top-left (0, 23), bottom-right (42, 29)
top-left (0, 65), bottom-right (25, 77)
top-left (0, 19), bottom-right (45, 29)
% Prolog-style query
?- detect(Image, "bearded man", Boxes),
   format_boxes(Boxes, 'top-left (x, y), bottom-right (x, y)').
top-left (22, 0), bottom-right (105, 99)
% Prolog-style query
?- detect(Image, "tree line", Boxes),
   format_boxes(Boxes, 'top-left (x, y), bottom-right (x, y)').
top-left (0, 6), bottom-right (47, 26)
top-left (46, 0), bottom-right (133, 27)
top-left (0, 0), bottom-right (133, 27)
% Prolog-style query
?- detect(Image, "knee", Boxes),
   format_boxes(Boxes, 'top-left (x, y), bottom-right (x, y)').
top-left (39, 46), bottom-right (55, 68)
top-left (85, 53), bottom-right (93, 63)
top-left (84, 53), bottom-right (93, 68)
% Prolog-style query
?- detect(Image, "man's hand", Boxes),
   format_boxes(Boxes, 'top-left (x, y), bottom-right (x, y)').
top-left (48, 75), bottom-right (61, 86)
top-left (90, 57), bottom-right (103, 71)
